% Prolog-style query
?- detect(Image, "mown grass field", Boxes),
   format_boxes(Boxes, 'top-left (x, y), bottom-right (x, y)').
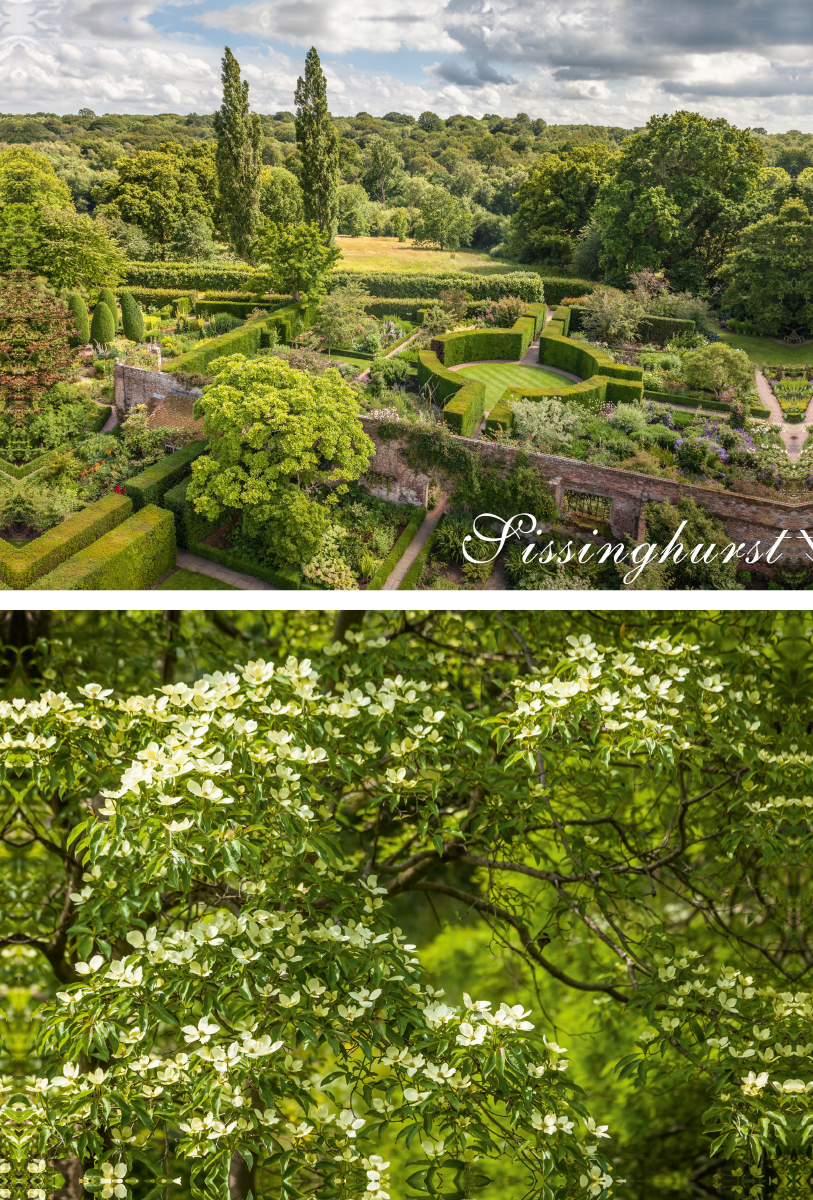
top-left (715, 325), bottom-right (813, 367)
top-left (333, 237), bottom-right (576, 278)
top-left (155, 568), bottom-right (238, 590)
top-left (457, 362), bottom-right (574, 407)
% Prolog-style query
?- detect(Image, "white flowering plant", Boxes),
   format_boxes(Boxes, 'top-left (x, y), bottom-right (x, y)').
top-left (2, 611), bottom-right (810, 1200)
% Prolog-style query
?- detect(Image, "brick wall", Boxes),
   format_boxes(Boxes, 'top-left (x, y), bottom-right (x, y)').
top-left (358, 416), bottom-right (813, 560)
top-left (114, 364), bottom-right (201, 422)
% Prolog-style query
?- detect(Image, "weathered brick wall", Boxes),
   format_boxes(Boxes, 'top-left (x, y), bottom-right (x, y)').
top-left (358, 416), bottom-right (813, 560)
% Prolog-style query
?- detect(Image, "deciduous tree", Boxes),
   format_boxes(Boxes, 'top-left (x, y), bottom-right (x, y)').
top-left (594, 111), bottom-right (764, 290)
top-left (253, 221), bottom-right (341, 300)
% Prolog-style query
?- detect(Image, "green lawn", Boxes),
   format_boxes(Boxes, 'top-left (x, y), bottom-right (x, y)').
top-left (155, 568), bottom-right (238, 590)
top-left (716, 327), bottom-right (813, 367)
top-left (456, 362), bottom-right (576, 408)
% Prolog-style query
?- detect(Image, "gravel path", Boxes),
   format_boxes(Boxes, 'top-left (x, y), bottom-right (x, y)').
top-left (755, 370), bottom-right (809, 461)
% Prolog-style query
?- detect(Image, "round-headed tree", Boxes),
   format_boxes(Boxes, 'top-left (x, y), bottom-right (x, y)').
top-left (89, 301), bottom-right (116, 348)
top-left (295, 47), bottom-right (339, 236)
top-left (187, 352), bottom-right (374, 565)
top-left (593, 111), bottom-right (764, 290)
top-left (67, 293), bottom-right (89, 346)
top-left (720, 197), bottom-right (813, 335)
top-left (119, 291), bottom-right (144, 343)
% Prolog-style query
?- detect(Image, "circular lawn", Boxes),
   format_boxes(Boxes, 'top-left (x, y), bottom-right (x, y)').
top-left (455, 362), bottom-right (577, 408)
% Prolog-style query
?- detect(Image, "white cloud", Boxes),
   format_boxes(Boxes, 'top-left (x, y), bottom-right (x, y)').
top-left (197, 0), bottom-right (461, 56)
top-left (1, 0), bottom-right (812, 127)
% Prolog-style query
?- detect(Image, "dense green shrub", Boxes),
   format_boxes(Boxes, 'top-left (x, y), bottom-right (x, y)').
top-left (37, 505), bottom-right (176, 590)
top-left (644, 497), bottom-right (741, 589)
top-left (89, 302), bottom-right (116, 348)
top-left (120, 292), bottom-right (144, 343)
top-left (369, 356), bottom-right (410, 392)
top-left (124, 441), bottom-right (207, 511)
top-left (67, 294), bottom-right (89, 346)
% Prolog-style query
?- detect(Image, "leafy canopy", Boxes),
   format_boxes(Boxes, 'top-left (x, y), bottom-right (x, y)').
top-left (253, 221), bottom-right (341, 300)
top-left (6, 609), bottom-right (813, 1200)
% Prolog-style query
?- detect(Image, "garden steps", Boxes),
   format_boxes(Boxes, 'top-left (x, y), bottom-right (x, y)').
top-left (381, 493), bottom-right (447, 590)
top-left (154, 550), bottom-right (277, 591)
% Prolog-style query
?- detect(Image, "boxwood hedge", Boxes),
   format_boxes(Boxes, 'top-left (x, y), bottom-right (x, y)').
top-left (0, 493), bottom-right (132, 589)
top-left (37, 505), bottom-right (176, 590)
top-left (125, 441), bottom-right (208, 511)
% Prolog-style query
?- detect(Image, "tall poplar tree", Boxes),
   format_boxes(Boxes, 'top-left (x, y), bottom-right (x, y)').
top-left (213, 47), bottom-right (262, 261)
top-left (295, 47), bottom-right (339, 237)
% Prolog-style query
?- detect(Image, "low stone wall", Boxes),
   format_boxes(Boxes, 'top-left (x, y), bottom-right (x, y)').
top-left (358, 416), bottom-right (813, 560)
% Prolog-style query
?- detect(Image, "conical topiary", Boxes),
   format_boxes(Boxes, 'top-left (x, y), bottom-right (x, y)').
top-left (90, 302), bottom-right (116, 349)
top-left (120, 291), bottom-right (145, 343)
top-left (98, 287), bottom-right (118, 323)
top-left (67, 293), bottom-right (89, 346)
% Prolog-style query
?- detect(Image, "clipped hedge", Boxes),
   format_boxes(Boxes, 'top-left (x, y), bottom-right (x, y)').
top-left (162, 477), bottom-right (213, 548)
top-left (328, 271), bottom-right (545, 304)
top-left (128, 287), bottom-right (198, 312)
top-left (166, 302), bottom-right (320, 374)
top-left (638, 315), bottom-right (695, 344)
top-left (195, 300), bottom-right (273, 319)
top-left (124, 262), bottom-right (261, 291)
top-left (0, 493), bottom-right (132, 589)
top-left (367, 506), bottom-right (427, 590)
top-left (36, 505), bottom-right (176, 590)
top-left (434, 304), bottom-right (546, 369)
top-left (185, 543), bottom-right (308, 589)
top-left (537, 277), bottom-right (597, 306)
top-left (538, 331), bottom-right (644, 388)
top-left (0, 450), bottom-right (61, 480)
top-left (551, 305), bottom-right (571, 336)
top-left (568, 304), bottom-right (695, 346)
top-left (125, 441), bottom-right (207, 511)
top-left (417, 352), bottom-right (486, 437)
top-left (644, 390), bottom-right (770, 418)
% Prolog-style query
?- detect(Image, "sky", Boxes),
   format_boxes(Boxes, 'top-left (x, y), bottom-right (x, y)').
top-left (3, 0), bottom-right (813, 129)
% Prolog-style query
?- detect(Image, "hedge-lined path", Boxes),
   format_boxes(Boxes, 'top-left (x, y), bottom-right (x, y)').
top-left (755, 370), bottom-right (809, 461)
top-left (354, 328), bottom-right (424, 382)
top-left (153, 551), bottom-right (277, 590)
top-left (382, 492), bottom-right (447, 590)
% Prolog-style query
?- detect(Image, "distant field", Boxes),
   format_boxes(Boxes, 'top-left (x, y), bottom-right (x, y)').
top-left (332, 237), bottom-right (576, 278)
top-left (457, 362), bottom-right (574, 407)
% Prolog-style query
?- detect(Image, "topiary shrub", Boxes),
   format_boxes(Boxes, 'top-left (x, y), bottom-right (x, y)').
top-left (120, 292), bottom-right (145, 343)
top-left (90, 302), bottom-right (116, 349)
top-left (98, 288), bottom-right (118, 322)
top-left (67, 294), bottom-right (89, 346)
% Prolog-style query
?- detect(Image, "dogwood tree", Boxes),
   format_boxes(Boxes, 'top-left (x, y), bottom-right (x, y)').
top-left (2, 611), bottom-right (809, 1200)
